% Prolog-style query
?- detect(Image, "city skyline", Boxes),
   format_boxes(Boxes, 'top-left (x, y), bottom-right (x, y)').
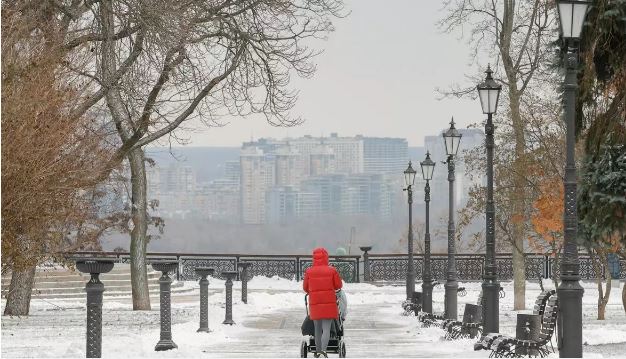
top-left (150, 0), bottom-right (483, 148)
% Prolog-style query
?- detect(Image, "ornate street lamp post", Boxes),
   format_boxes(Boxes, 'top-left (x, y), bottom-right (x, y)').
top-left (420, 152), bottom-right (435, 313)
top-left (403, 161), bottom-right (417, 300)
top-left (443, 118), bottom-right (462, 320)
top-left (477, 64), bottom-right (502, 333)
top-left (555, 1), bottom-right (590, 357)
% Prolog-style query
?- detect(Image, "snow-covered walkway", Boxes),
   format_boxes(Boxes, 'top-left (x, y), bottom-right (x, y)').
top-left (2, 278), bottom-right (626, 357)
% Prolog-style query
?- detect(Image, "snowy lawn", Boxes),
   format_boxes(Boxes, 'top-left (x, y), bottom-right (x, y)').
top-left (1, 277), bottom-right (625, 357)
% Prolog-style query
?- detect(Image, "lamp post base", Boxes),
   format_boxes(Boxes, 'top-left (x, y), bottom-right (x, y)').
top-left (557, 279), bottom-right (584, 358)
top-left (196, 327), bottom-right (211, 333)
top-left (222, 319), bottom-right (236, 325)
top-left (444, 280), bottom-right (458, 320)
top-left (482, 279), bottom-right (500, 333)
top-left (154, 339), bottom-right (178, 351)
top-left (421, 281), bottom-right (433, 314)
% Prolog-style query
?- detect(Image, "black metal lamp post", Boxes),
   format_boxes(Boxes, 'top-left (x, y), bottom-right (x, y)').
top-left (443, 118), bottom-right (462, 320)
top-left (76, 259), bottom-right (115, 358)
top-left (419, 152), bottom-right (435, 313)
top-left (403, 161), bottom-right (418, 300)
top-left (477, 64), bottom-right (502, 333)
top-left (555, 1), bottom-right (590, 357)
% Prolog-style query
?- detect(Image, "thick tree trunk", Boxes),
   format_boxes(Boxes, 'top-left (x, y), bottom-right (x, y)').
top-left (509, 93), bottom-right (527, 310)
top-left (3, 264), bottom-right (36, 316)
top-left (128, 147), bottom-right (151, 310)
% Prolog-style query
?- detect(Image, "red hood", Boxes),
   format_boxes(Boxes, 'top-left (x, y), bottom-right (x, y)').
top-left (312, 247), bottom-right (329, 266)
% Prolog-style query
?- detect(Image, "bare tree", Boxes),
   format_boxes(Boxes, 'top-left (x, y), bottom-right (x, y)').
top-left (440, 0), bottom-right (558, 309)
top-left (1, 2), bottom-right (123, 315)
top-left (58, 0), bottom-right (346, 309)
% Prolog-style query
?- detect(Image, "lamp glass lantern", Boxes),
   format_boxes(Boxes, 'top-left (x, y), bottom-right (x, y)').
top-left (420, 151), bottom-right (436, 181)
top-left (443, 118), bottom-right (462, 156)
top-left (477, 65), bottom-right (502, 114)
top-left (557, 0), bottom-right (591, 40)
top-left (404, 161), bottom-right (417, 187)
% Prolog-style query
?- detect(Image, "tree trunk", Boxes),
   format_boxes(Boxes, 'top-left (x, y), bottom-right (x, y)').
top-left (622, 285), bottom-right (626, 314)
top-left (128, 147), bottom-right (151, 310)
top-left (594, 252), bottom-right (611, 320)
top-left (509, 92), bottom-right (527, 310)
top-left (552, 252), bottom-right (560, 289)
top-left (3, 264), bottom-right (36, 316)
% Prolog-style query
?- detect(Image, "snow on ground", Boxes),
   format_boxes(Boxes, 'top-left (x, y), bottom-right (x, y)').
top-left (1, 278), bottom-right (625, 358)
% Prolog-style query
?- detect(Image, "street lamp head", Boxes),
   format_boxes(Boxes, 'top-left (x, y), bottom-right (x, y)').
top-left (420, 151), bottom-right (436, 181)
top-left (477, 64), bottom-right (502, 114)
top-left (404, 161), bottom-right (417, 187)
top-left (443, 117), bottom-right (462, 156)
top-left (557, 0), bottom-right (591, 41)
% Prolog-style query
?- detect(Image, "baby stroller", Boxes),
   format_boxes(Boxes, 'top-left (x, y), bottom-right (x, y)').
top-left (300, 290), bottom-right (346, 358)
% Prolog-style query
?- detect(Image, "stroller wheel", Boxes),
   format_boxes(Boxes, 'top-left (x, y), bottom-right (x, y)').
top-left (300, 340), bottom-right (308, 358)
top-left (338, 340), bottom-right (346, 358)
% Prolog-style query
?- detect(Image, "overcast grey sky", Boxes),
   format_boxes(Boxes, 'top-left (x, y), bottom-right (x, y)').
top-left (180, 0), bottom-right (482, 147)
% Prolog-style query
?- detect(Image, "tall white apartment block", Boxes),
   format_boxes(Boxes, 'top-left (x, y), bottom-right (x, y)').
top-left (274, 146), bottom-right (307, 186)
top-left (323, 133), bottom-right (364, 174)
top-left (240, 146), bottom-right (275, 224)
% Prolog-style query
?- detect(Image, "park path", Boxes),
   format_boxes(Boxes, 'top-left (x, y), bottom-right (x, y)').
top-left (198, 302), bottom-right (485, 358)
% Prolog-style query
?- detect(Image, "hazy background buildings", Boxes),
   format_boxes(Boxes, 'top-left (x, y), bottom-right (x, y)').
top-left (102, 128), bottom-right (485, 255)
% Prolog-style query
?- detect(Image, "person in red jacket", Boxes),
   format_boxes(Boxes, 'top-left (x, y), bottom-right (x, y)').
top-left (303, 247), bottom-right (343, 358)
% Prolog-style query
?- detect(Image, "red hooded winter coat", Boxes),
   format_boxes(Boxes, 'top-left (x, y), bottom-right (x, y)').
top-left (303, 247), bottom-right (343, 320)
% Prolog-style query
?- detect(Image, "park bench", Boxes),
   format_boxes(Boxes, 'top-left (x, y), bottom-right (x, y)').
top-left (441, 303), bottom-right (483, 340)
top-left (474, 289), bottom-right (556, 353)
top-left (418, 286), bottom-right (479, 328)
top-left (489, 297), bottom-right (558, 358)
top-left (402, 291), bottom-right (422, 316)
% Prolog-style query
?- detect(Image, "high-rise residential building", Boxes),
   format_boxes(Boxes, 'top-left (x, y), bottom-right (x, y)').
top-left (146, 165), bottom-right (161, 197)
top-left (300, 175), bottom-right (343, 214)
top-left (265, 186), bottom-right (321, 224)
top-left (239, 134), bottom-right (409, 223)
top-left (159, 164), bottom-right (196, 193)
top-left (240, 146), bottom-right (275, 224)
top-left (309, 145), bottom-right (336, 176)
top-left (322, 133), bottom-right (364, 174)
top-left (274, 146), bottom-right (307, 186)
top-left (202, 179), bottom-right (240, 222)
top-left (363, 137), bottom-right (408, 174)
top-left (224, 160), bottom-right (241, 182)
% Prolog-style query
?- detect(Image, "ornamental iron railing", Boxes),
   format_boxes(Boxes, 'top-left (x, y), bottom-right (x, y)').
top-left (68, 252), bottom-right (361, 283)
top-left (66, 251), bottom-right (625, 283)
top-left (366, 253), bottom-right (626, 282)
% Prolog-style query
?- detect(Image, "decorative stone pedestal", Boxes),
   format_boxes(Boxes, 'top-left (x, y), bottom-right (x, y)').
top-left (222, 271), bottom-right (238, 325)
top-left (238, 262), bottom-right (252, 304)
top-left (151, 261), bottom-right (179, 351)
top-left (359, 246), bottom-right (373, 282)
top-left (76, 259), bottom-right (115, 358)
top-left (195, 267), bottom-right (214, 333)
